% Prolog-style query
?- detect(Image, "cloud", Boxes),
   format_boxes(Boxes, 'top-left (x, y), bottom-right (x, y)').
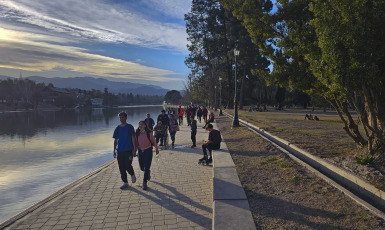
top-left (142, 0), bottom-right (192, 19)
top-left (0, 0), bottom-right (188, 52)
top-left (0, 27), bottom-right (183, 82)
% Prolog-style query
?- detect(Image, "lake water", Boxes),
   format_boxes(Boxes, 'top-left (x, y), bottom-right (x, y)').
top-left (0, 105), bottom-right (163, 224)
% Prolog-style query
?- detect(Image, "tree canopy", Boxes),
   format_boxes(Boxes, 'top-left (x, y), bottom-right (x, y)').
top-left (220, 0), bottom-right (385, 154)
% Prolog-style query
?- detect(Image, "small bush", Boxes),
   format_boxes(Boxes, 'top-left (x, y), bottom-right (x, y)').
top-left (355, 156), bottom-right (374, 165)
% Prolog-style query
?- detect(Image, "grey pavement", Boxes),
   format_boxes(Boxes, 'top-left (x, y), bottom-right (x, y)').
top-left (4, 120), bottom-right (213, 230)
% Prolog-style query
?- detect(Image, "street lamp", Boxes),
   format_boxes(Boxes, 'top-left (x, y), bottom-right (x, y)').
top-left (214, 85), bottom-right (217, 111)
top-left (219, 77), bottom-right (223, 116)
top-left (233, 48), bottom-right (240, 126)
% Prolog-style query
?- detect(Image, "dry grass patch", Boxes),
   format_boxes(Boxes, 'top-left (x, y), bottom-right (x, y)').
top-left (216, 114), bottom-right (385, 230)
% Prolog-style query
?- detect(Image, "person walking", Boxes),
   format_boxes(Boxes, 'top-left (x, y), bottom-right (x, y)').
top-left (154, 121), bottom-right (168, 146)
top-left (134, 120), bottom-right (159, 190)
top-left (157, 109), bottom-right (169, 127)
top-left (202, 106), bottom-right (208, 122)
top-left (203, 111), bottom-right (215, 129)
top-left (199, 124), bottom-right (221, 164)
top-left (144, 113), bottom-right (155, 131)
top-left (190, 115), bottom-right (197, 148)
top-left (168, 114), bottom-right (179, 146)
top-left (113, 111), bottom-right (137, 189)
top-left (177, 105), bottom-right (184, 125)
top-left (197, 106), bottom-right (203, 123)
top-left (186, 106), bottom-right (192, 126)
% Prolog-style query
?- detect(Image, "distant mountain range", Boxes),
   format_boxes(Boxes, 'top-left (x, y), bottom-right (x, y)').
top-left (0, 75), bottom-right (170, 96)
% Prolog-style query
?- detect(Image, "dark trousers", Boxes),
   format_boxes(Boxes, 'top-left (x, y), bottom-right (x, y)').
top-left (191, 131), bottom-right (196, 146)
top-left (197, 115), bottom-right (202, 123)
top-left (178, 116), bottom-right (183, 125)
top-left (202, 143), bottom-right (220, 157)
top-left (117, 150), bottom-right (135, 183)
top-left (187, 116), bottom-right (191, 126)
top-left (156, 134), bottom-right (166, 145)
top-left (203, 114), bottom-right (208, 122)
top-left (138, 148), bottom-right (153, 182)
top-left (170, 130), bottom-right (176, 143)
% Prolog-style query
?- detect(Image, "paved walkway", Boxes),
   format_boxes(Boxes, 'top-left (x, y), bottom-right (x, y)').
top-left (4, 121), bottom-right (212, 230)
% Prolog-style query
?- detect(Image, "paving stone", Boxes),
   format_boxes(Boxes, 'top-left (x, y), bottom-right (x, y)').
top-left (4, 123), bottom-right (212, 230)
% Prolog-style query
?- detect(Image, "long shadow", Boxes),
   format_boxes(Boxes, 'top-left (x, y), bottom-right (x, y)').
top-left (125, 181), bottom-right (212, 228)
top-left (214, 178), bottom-right (351, 229)
top-left (250, 193), bottom-right (352, 230)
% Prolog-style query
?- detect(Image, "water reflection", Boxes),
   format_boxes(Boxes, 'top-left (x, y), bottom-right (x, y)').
top-left (0, 105), bottom-right (163, 223)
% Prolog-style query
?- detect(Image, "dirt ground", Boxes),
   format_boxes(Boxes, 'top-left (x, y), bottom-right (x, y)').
top-left (215, 109), bottom-right (385, 230)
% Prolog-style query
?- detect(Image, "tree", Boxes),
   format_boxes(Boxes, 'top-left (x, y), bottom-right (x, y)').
top-left (220, 0), bottom-right (385, 155)
top-left (164, 90), bottom-right (182, 104)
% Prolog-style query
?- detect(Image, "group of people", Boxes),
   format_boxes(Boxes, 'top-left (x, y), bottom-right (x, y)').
top-left (112, 106), bottom-right (221, 190)
top-left (304, 113), bottom-right (319, 121)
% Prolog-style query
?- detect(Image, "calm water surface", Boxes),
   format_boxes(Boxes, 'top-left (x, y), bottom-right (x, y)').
top-left (0, 106), bottom-right (163, 223)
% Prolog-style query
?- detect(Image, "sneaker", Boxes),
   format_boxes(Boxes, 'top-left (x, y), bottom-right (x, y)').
top-left (191, 145), bottom-right (196, 148)
top-left (120, 182), bottom-right (129, 189)
top-left (142, 181), bottom-right (148, 190)
top-left (207, 157), bottom-right (213, 163)
top-left (198, 156), bottom-right (207, 163)
top-left (131, 175), bottom-right (136, 183)
top-left (159, 143), bottom-right (164, 146)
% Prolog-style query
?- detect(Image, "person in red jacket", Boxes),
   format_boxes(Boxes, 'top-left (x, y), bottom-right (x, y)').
top-left (177, 105), bottom-right (184, 125)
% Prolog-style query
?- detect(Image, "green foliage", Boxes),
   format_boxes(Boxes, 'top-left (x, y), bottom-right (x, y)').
top-left (164, 90), bottom-right (182, 104)
top-left (355, 156), bottom-right (374, 165)
top-left (184, 0), bottom-right (269, 108)
top-left (220, 0), bottom-right (385, 155)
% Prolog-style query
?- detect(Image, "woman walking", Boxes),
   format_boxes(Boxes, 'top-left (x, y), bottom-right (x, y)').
top-left (135, 121), bottom-right (159, 190)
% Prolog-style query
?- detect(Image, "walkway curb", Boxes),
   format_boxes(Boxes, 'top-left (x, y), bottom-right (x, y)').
top-left (223, 111), bottom-right (385, 219)
top-left (211, 122), bottom-right (256, 230)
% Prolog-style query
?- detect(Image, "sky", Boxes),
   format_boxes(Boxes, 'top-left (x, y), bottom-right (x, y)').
top-left (0, 0), bottom-right (193, 90)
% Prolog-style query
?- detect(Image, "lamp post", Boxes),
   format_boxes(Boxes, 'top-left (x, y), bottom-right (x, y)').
top-left (214, 85), bottom-right (217, 111)
top-left (219, 77), bottom-right (223, 116)
top-left (233, 48), bottom-right (240, 126)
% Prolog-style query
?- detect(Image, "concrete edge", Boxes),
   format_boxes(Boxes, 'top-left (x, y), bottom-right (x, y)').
top-left (0, 159), bottom-right (116, 229)
top-left (211, 122), bottom-right (257, 230)
top-left (223, 112), bottom-right (385, 218)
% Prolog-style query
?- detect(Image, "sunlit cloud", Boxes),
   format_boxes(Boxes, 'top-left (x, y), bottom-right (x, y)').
top-left (0, 27), bottom-right (183, 82)
top-left (0, 0), bottom-right (188, 52)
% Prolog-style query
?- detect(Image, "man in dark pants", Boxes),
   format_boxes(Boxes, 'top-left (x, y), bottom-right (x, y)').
top-left (190, 115), bottom-right (197, 148)
top-left (113, 112), bottom-right (137, 189)
top-left (199, 124), bottom-right (221, 164)
top-left (157, 110), bottom-right (169, 127)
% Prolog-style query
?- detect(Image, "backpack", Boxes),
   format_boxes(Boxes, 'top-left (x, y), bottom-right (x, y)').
top-left (116, 124), bottom-right (134, 137)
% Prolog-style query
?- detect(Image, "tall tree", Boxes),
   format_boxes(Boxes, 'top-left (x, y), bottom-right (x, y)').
top-left (220, 0), bottom-right (385, 155)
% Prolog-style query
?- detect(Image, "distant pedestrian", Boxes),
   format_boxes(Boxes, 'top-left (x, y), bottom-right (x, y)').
top-left (202, 106), bottom-right (208, 122)
top-left (190, 115), bottom-right (197, 148)
top-left (157, 110), bottom-right (169, 127)
top-left (197, 106), bottom-right (203, 123)
top-left (178, 105), bottom-right (184, 125)
top-left (186, 106), bottom-right (192, 126)
top-left (169, 114), bottom-right (179, 146)
top-left (144, 113), bottom-right (155, 131)
top-left (203, 112), bottom-right (215, 129)
top-left (154, 121), bottom-right (168, 146)
top-left (134, 120), bottom-right (159, 190)
top-left (199, 124), bottom-right (221, 164)
top-left (113, 111), bottom-right (137, 189)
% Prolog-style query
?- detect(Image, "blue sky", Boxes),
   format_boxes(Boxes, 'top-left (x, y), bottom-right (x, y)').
top-left (0, 0), bottom-right (192, 90)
